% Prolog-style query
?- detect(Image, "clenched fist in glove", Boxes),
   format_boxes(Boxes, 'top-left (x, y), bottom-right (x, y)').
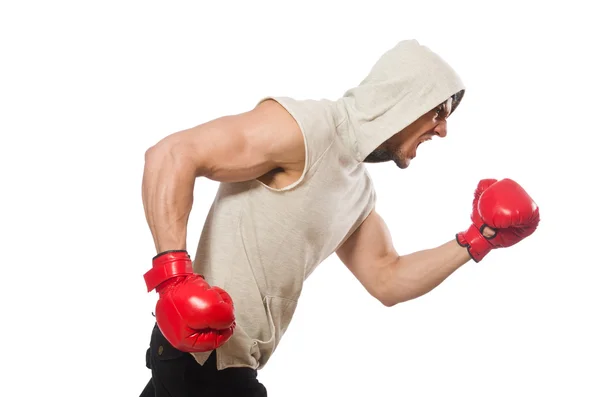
top-left (144, 250), bottom-right (236, 352)
top-left (457, 178), bottom-right (540, 262)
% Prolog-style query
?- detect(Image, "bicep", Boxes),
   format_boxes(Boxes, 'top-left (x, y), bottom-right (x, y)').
top-left (336, 209), bottom-right (398, 298)
top-left (152, 99), bottom-right (304, 183)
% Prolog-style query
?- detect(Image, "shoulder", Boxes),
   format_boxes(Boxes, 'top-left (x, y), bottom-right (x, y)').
top-left (258, 96), bottom-right (342, 166)
top-left (244, 98), bottom-right (305, 170)
top-left (258, 97), bottom-right (340, 133)
top-left (252, 97), bottom-right (298, 127)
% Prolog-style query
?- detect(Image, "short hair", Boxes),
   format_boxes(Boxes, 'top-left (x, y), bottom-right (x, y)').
top-left (450, 89), bottom-right (465, 116)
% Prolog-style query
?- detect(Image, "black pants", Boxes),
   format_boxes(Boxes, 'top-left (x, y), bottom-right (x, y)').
top-left (140, 324), bottom-right (267, 397)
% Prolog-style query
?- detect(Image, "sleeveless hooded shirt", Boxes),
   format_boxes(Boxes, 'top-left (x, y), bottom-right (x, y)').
top-left (190, 39), bottom-right (465, 370)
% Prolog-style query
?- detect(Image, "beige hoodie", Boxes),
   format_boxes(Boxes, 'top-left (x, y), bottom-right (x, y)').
top-left (190, 39), bottom-right (465, 370)
top-left (340, 39), bottom-right (465, 161)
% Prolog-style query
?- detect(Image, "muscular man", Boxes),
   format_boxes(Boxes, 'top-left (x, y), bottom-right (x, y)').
top-left (139, 39), bottom-right (540, 396)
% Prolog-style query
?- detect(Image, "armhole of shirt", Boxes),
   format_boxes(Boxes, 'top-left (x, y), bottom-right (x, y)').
top-left (333, 179), bottom-right (377, 253)
top-left (254, 96), bottom-right (333, 192)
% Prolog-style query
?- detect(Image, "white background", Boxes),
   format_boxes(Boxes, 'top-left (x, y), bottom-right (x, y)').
top-left (1, 1), bottom-right (599, 396)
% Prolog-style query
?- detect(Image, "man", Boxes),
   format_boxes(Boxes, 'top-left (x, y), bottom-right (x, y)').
top-left (140, 39), bottom-right (540, 396)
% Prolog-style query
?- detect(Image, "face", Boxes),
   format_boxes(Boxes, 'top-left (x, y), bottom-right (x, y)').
top-left (364, 97), bottom-right (454, 169)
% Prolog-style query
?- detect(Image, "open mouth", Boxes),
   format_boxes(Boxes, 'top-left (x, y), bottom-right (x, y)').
top-left (412, 136), bottom-right (432, 159)
top-left (419, 135), bottom-right (432, 145)
top-left (416, 136), bottom-right (431, 149)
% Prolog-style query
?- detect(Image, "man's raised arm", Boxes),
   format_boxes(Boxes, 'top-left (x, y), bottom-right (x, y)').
top-left (336, 179), bottom-right (540, 307)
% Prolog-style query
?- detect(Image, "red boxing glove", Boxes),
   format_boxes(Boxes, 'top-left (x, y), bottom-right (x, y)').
top-left (457, 178), bottom-right (540, 262)
top-left (144, 250), bottom-right (236, 352)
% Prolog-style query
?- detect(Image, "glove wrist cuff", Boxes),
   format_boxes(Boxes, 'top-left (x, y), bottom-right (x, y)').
top-left (144, 250), bottom-right (193, 292)
top-left (456, 224), bottom-right (493, 263)
top-left (152, 250), bottom-right (189, 261)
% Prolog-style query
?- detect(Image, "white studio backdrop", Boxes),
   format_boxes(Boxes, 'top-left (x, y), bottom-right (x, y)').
top-left (1, 1), bottom-right (598, 396)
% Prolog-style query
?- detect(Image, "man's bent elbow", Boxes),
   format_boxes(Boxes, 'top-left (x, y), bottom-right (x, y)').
top-left (144, 139), bottom-right (176, 164)
top-left (375, 286), bottom-right (420, 307)
top-left (371, 262), bottom-right (406, 307)
top-left (373, 287), bottom-right (400, 307)
top-left (380, 297), bottom-right (398, 308)
top-left (377, 293), bottom-right (406, 308)
top-left (144, 140), bottom-right (198, 175)
top-left (144, 139), bottom-right (166, 165)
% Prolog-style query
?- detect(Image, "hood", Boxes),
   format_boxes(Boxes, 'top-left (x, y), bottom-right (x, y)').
top-left (339, 39), bottom-right (466, 161)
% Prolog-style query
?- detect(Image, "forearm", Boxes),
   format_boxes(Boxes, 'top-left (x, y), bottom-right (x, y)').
top-left (381, 239), bottom-right (471, 306)
top-left (142, 143), bottom-right (197, 253)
